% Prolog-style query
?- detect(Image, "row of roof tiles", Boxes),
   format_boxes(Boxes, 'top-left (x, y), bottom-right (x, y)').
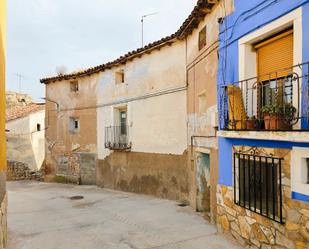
top-left (6, 104), bottom-right (45, 122)
top-left (40, 0), bottom-right (218, 84)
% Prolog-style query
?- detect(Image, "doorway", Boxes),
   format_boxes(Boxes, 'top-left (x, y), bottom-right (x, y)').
top-left (196, 153), bottom-right (211, 213)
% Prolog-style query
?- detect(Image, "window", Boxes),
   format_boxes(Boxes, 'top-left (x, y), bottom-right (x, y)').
top-left (69, 117), bottom-right (80, 133)
top-left (120, 111), bottom-right (127, 135)
top-left (70, 80), bottom-right (79, 92)
top-left (37, 123), bottom-right (41, 131)
top-left (115, 70), bottom-right (125, 84)
top-left (198, 92), bottom-right (207, 114)
top-left (291, 148), bottom-right (309, 200)
top-left (234, 149), bottom-right (283, 223)
top-left (198, 26), bottom-right (207, 50)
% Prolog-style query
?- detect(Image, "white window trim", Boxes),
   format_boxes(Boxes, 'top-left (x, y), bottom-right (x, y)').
top-left (238, 7), bottom-right (303, 126)
top-left (291, 147), bottom-right (309, 197)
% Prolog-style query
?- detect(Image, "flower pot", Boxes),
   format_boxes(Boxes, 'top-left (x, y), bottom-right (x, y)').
top-left (264, 114), bottom-right (270, 130)
top-left (246, 120), bottom-right (256, 130)
top-left (277, 115), bottom-right (291, 130)
top-left (269, 115), bottom-right (278, 130)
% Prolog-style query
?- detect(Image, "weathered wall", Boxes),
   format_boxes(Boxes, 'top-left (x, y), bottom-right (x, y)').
top-left (97, 151), bottom-right (189, 201)
top-left (0, 194), bottom-right (7, 249)
top-left (45, 74), bottom-right (98, 181)
top-left (97, 41), bottom-right (187, 159)
top-left (96, 40), bottom-right (189, 200)
top-left (6, 110), bottom-right (45, 170)
top-left (6, 160), bottom-right (42, 181)
top-left (0, 0), bottom-right (7, 247)
top-left (185, 0), bottom-right (233, 222)
top-left (217, 148), bottom-right (309, 249)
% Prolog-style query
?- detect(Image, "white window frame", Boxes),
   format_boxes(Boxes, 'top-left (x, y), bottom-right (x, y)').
top-left (69, 117), bottom-right (80, 133)
top-left (238, 8), bottom-right (302, 125)
top-left (291, 147), bottom-right (309, 197)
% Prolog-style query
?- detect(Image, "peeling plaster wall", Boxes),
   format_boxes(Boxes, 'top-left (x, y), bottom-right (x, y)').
top-left (97, 41), bottom-right (187, 159)
top-left (96, 40), bottom-right (189, 200)
top-left (6, 110), bottom-right (45, 170)
top-left (45, 74), bottom-right (98, 178)
top-left (185, 1), bottom-right (234, 222)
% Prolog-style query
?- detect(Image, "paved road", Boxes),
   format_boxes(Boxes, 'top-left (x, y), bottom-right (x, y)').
top-left (7, 181), bottom-right (243, 249)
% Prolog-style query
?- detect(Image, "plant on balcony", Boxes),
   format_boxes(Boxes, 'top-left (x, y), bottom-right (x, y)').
top-left (261, 103), bottom-right (296, 130)
top-left (261, 104), bottom-right (280, 130)
top-left (246, 115), bottom-right (257, 130)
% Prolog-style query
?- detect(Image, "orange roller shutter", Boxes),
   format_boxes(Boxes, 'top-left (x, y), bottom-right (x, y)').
top-left (255, 29), bottom-right (293, 81)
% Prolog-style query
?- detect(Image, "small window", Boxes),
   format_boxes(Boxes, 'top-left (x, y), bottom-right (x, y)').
top-left (37, 123), bottom-right (41, 131)
top-left (198, 26), bottom-right (207, 50)
top-left (198, 92), bottom-right (207, 114)
top-left (69, 117), bottom-right (80, 133)
top-left (115, 70), bottom-right (125, 84)
top-left (70, 80), bottom-right (79, 92)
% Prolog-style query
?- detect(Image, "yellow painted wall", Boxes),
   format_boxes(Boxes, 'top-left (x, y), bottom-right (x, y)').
top-left (0, 0), bottom-right (6, 171)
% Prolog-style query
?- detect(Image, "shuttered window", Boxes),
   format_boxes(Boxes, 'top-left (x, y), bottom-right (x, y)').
top-left (255, 29), bottom-right (293, 81)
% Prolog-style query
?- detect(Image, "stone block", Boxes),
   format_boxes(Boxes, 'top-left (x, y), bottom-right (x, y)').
top-left (287, 209), bottom-right (302, 223)
top-left (218, 215), bottom-right (230, 231)
top-left (238, 216), bottom-right (251, 240)
top-left (276, 231), bottom-right (295, 249)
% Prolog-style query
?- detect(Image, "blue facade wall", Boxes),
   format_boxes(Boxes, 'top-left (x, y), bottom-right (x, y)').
top-left (218, 137), bottom-right (309, 187)
top-left (217, 0), bottom-right (309, 130)
top-left (217, 0), bottom-right (309, 202)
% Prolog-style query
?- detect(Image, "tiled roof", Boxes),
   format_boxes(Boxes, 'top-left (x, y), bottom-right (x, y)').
top-left (6, 104), bottom-right (45, 122)
top-left (40, 0), bottom-right (218, 84)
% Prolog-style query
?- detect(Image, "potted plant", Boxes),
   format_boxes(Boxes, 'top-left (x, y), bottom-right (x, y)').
top-left (262, 103), bottom-right (296, 130)
top-left (278, 103), bottom-right (297, 130)
top-left (246, 116), bottom-right (257, 130)
top-left (261, 104), bottom-right (280, 130)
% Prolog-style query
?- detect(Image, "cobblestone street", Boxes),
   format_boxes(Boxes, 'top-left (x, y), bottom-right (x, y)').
top-left (7, 181), bottom-right (243, 249)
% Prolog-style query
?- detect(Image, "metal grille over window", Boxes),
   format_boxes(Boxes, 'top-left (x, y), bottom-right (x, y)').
top-left (233, 147), bottom-right (283, 223)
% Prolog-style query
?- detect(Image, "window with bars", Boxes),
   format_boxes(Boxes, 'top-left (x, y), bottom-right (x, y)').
top-left (234, 148), bottom-right (283, 223)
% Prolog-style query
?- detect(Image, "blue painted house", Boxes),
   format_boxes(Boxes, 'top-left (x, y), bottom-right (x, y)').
top-left (216, 0), bottom-right (309, 248)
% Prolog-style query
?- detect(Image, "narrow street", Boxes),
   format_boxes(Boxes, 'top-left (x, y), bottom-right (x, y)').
top-left (7, 181), bottom-right (243, 249)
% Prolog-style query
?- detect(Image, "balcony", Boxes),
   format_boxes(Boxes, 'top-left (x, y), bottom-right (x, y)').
top-left (104, 126), bottom-right (131, 150)
top-left (220, 62), bottom-right (309, 132)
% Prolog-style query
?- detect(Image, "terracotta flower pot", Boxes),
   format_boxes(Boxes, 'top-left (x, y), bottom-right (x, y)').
top-left (269, 115), bottom-right (278, 130)
top-left (264, 113), bottom-right (270, 130)
top-left (246, 120), bottom-right (256, 130)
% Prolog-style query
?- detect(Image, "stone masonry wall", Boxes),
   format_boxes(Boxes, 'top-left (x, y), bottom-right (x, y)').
top-left (7, 160), bottom-right (42, 181)
top-left (217, 148), bottom-right (309, 249)
top-left (0, 194), bottom-right (7, 249)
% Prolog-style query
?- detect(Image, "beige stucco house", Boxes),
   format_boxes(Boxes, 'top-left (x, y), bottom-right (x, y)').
top-left (40, 0), bottom-right (232, 206)
top-left (6, 103), bottom-right (45, 170)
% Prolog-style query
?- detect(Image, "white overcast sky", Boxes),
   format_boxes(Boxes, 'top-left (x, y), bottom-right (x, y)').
top-left (7, 0), bottom-right (196, 101)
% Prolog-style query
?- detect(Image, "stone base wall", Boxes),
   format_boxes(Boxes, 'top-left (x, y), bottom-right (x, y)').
top-left (7, 160), bottom-right (42, 181)
top-left (97, 151), bottom-right (190, 201)
top-left (0, 194), bottom-right (7, 249)
top-left (217, 184), bottom-right (309, 248)
top-left (50, 153), bottom-right (97, 185)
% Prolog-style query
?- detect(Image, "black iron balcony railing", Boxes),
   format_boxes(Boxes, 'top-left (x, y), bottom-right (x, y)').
top-left (220, 62), bottom-right (309, 131)
top-left (104, 126), bottom-right (131, 150)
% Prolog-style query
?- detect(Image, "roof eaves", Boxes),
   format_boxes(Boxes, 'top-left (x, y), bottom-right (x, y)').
top-left (40, 0), bottom-right (218, 84)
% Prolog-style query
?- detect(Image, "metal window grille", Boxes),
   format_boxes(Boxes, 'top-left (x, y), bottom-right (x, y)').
top-left (104, 126), bottom-right (131, 150)
top-left (233, 147), bottom-right (284, 223)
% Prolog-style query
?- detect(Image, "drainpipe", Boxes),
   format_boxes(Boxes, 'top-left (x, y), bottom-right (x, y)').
top-left (190, 128), bottom-right (218, 158)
